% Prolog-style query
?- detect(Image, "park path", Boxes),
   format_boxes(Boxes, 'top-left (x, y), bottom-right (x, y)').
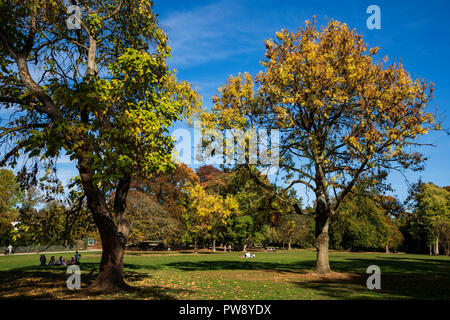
top-left (1, 249), bottom-right (102, 257)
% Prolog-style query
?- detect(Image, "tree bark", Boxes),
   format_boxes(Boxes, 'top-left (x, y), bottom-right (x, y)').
top-left (385, 244), bottom-right (390, 254)
top-left (78, 157), bottom-right (130, 291)
top-left (435, 236), bottom-right (439, 256)
top-left (288, 240), bottom-right (292, 251)
top-left (91, 215), bottom-right (127, 291)
top-left (212, 239), bottom-right (216, 251)
top-left (315, 194), bottom-right (331, 274)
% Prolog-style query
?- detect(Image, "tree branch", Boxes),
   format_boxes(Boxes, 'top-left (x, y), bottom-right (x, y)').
top-left (0, 143), bottom-right (26, 166)
top-left (0, 123), bottom-right (48, 139)
top-left (103, 0), bottom-right (126, 20)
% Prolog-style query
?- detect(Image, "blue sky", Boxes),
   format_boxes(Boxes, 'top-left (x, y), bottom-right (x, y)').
top-left (153, 0), bottom-right (450, 203)
top-left (3, 0), bottom-right (449, 205)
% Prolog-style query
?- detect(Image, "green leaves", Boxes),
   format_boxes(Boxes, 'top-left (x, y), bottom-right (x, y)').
top-left (0, 1), bottom-right (200, 197)
top-left (330, 190), bottom-right (399, 251)
top-left (86, 13), bottom-right (102, 37)
top-left (410, 183), bottom-right (450, 245)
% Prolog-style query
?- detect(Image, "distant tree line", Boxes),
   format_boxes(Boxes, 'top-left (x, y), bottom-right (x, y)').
top-left (1, 165), bottom-right (448, 256)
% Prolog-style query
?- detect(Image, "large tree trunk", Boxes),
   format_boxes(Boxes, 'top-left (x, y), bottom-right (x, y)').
top-left (212, 239), bottom-right (216, 251)
top-left (288, 239), bottom-right (292, 251)
top-left (385, 244), bottom-right (390, 254)
top-left (315, 194), bottom-right (331, 274)
top-left (91, 215), bottom-right (128, 291)
top-left (78, 157), bottom-right (131, 291)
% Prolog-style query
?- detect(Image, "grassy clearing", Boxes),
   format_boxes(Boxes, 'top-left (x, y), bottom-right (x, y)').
top-left (0, 249), bottom-right (449, 300)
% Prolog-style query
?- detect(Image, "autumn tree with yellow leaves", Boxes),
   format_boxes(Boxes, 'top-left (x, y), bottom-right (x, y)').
top-left (202, 18), bottom-right (438, 273)
top-left (183, 183), bottom-right (240, 252)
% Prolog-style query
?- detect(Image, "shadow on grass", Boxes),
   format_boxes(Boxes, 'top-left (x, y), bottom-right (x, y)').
top-left (164, 255), bottom-right (450, 274)
top-left (329, 256), bottom-right (450, 276)
top-left (1, 255), bottom-right (449, 300)
top-left (166, 256), bottom-right (450, 299)
top-left (166, 260), bottom-right (316, 273)
top-left (0, 262), bottom-right (187, 300)
top-left (321, 256), bottom-right (450, 299)
top-left (291, 272), bottom-right (450, 300)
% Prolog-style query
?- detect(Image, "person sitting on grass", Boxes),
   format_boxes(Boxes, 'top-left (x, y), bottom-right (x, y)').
top-left (251, 253), bottom-right (256, 258)
top-left (55, 256), bottom-right (66, 266)
top-left (242, 252), bottom-right (251, 258)
top-left (67, 257), bottom-right (75, 266)
top-left (48, 256), bottom-right (55, 266)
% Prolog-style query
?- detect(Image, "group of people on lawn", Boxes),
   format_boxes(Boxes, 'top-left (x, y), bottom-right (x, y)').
top-left (40, 251), bottom-right (81, 267)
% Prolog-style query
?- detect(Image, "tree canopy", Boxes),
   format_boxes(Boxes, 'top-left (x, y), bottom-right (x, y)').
top-left (407, 182), bottom-right (450, 254)
top-left (201, 18), bottom-right (438, 273)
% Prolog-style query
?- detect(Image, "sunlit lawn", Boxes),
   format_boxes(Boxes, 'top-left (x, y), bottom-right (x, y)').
top-left (0, 249), bottom-right (449, 300)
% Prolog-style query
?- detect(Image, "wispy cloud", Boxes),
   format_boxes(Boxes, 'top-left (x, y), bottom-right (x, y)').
top-left (160, 0), bottom-right (265, 68)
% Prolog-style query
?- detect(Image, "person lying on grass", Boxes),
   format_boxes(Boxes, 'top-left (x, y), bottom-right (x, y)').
top-left (241, 252), bottom-right (256, 258)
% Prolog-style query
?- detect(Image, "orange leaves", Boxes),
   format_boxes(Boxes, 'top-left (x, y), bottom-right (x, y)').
top-left (275, 29), bottom-right (289, 41)
top-left (369, 47), bottom-right (380, 55)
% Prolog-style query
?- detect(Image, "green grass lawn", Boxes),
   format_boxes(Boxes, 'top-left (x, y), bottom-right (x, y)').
top-left (0, 249), bottom-right (449, 300)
